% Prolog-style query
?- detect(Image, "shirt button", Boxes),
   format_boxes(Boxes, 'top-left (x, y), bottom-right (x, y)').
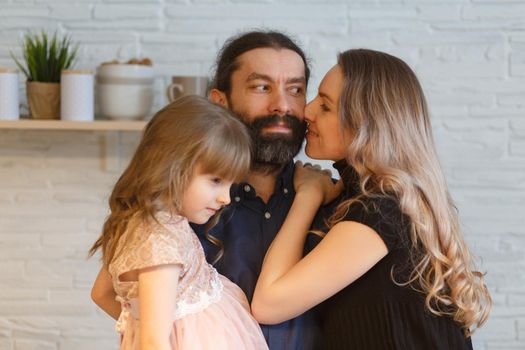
top-left (244, 185), bottom-right (251, 192)
top-left (264, 212), bottom-right (271, 219)
top-left (283, 188), bottom-right (289, 194)
top-left (234, 196), bottom-right (241, 202)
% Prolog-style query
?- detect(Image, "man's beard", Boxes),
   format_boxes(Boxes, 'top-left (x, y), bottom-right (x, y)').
top-left (234, 110), bottom-right (306, 172)
top-left (233, 110), bottom-right (306, 172)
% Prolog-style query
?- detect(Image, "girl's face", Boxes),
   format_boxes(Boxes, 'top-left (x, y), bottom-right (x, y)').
top-left (304, 64), bottom-right (350, 161)
top-left (180, 165), bottom-right (233, 224)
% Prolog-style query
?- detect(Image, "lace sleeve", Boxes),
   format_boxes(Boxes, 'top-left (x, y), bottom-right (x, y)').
top-left (112, 219), bottom-right (190, 279)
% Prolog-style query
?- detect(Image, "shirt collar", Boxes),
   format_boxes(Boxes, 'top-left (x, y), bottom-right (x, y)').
top-left (231, 161), bottom-right (295, 200)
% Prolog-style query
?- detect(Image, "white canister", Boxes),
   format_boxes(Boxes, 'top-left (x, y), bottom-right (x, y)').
top-left (96, 64), bottom-right (154, 120)
top-left (61, 70), bottom-right (94, 121)
top-left (0, 68), bottom-right (20, 120)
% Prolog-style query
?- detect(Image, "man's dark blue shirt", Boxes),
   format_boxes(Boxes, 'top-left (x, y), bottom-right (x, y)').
top-left (191, 161), bottom-right (328, 350)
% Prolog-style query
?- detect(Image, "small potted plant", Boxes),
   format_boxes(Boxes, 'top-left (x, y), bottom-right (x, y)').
top-left (11, 32), bottom-right (78, 119)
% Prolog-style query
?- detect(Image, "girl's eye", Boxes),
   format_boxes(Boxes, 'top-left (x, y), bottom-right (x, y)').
top-left (211, 177), bottom-right (222, 185)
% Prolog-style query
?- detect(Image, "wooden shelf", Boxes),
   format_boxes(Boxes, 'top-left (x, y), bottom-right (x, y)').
top-left (0, 119), bottom-right (147, 131)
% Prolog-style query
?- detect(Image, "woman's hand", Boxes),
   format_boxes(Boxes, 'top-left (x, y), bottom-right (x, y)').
top-left (294, 161), bottom-right (343, 205)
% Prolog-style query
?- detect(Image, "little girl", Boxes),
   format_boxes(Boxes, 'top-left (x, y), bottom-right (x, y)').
top-left (89, 95), bottom-right (268, 350)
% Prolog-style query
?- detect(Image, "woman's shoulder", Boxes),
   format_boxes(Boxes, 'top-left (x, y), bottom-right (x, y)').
top-left (344, 194), bottom-right (403, 222)
top-left (342, 194), bottom-right (409, 251)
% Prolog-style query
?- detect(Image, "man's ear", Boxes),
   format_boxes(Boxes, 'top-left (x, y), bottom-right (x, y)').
top-left (209, 88), bottom-right (229, 108)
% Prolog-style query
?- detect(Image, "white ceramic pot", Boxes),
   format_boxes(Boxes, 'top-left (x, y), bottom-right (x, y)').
top-left (97, 83), bottom-right (154, 120)
top-left (96, 64), bottom-right (154, 120)
top-left (97, 64), bottom-right (154, 80)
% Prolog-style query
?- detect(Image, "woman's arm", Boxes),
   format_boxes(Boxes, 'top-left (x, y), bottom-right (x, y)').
top-left (91, 266), bottom-right (121, 320)
top-left (251, 163), bottom-right (389, 324)
top-left (138, 264), bottom-right (181, 350)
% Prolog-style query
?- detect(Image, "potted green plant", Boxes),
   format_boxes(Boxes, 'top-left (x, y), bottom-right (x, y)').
top-left (11, 32), bottom-right (78, 119)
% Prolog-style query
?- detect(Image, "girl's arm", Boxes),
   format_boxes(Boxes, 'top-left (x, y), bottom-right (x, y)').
top-left (91, 266), bottom-right (121, 320)
top-left (138, 264), bottom-right (181, 350)
top-left (251, 163), bottom-right (389, 324)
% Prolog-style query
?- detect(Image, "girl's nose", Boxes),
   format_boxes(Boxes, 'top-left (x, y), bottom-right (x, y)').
top-left (217, 188), bottom-right (231, 206)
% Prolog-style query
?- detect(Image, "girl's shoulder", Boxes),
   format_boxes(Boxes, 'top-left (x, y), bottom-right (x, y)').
top-left (109, 212), bottom-right (193, 279)
top-left (135, 211), bottom-right (195, 253)
top-left (125, 211), bottom-right (191, 246)
top-left (153, 211), bottom-right (192, 236)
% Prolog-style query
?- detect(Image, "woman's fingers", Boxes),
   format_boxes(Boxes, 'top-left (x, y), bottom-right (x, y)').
top-left (325, 179), bottom-right (344, 204)
top-left (296, 161), bottom-right (325, 172)
top-left (294, 161), bottom-right (343, 204)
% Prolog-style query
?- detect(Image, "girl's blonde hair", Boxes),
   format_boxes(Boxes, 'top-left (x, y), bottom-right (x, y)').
top-left (329, 49), bottom-right (491, 335)
top-left (88, 95), bottom-right (252, 267)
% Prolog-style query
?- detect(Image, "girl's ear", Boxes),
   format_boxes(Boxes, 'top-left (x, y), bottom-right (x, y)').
top-left (209, 89), bottom-right (229, 108)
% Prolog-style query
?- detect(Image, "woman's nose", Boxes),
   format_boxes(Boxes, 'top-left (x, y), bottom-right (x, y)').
top-left (304, 100), bottom-right (316, 123)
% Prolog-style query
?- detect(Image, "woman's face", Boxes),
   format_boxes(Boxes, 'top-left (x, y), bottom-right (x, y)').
top-left (304, 64), bottom-right (350, 161)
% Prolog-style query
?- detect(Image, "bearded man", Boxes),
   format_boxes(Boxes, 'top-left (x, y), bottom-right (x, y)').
top-left (192, 30), bottom-right (323, 350)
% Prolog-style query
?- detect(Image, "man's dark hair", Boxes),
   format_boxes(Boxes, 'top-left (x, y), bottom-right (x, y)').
top-left (211, 30), bottom-right (310, 95)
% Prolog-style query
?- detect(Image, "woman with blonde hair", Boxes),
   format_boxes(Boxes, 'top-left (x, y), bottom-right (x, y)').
top-left (251, 49), bottom-right (491, 349)
top-left (89, 95), bottom-right (267, 349)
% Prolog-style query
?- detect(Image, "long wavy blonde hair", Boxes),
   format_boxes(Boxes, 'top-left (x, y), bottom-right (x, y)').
top-left (328, 49), bottom-right (491, 335)
top-left (88, 95), bottom-right (251, 268)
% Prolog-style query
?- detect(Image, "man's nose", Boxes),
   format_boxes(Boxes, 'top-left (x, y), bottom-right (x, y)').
top-left (269, 89), bottom-right (292, 117)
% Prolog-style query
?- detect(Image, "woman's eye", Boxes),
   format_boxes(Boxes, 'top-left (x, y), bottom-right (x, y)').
top-left (320, 103), bottom-right (330, 112)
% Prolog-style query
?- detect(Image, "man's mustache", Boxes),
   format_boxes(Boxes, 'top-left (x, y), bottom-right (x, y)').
top-left (248, 114), bottom-right (306, 133)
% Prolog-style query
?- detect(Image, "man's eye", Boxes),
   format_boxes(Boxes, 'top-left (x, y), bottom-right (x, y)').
top-left (320, 104), bottom-right (330, 112)
top-left (252, 85), bottom-right (270, 92)
top-left (289, 86), bottom-right (304, 95)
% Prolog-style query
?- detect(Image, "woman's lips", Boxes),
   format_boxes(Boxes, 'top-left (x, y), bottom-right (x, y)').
top-left (306, 129), bottom-right (318, 138)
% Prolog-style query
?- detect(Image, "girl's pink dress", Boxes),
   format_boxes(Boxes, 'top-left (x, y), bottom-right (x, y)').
top-left (109, 212), bottom-right (268, 349)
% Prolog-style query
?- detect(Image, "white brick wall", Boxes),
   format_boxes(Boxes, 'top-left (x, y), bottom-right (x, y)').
top-left (0, 1), bottom-right (523, 349)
